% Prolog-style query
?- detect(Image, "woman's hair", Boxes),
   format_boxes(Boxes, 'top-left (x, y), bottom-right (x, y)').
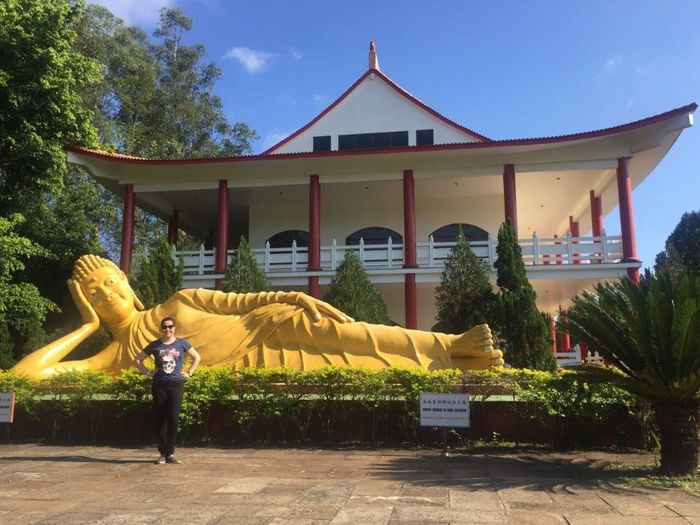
top-left (72, 254), bottom-right (121, 283)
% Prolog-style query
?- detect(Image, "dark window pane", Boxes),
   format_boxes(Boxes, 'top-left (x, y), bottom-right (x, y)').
top-left (430, 223), bottom-right (488, 243)
top-left (313, 136), bottom-right (331, 152)
top-left (391, 131), bottom-right (409, 146)
top-left (416, 129), bottom-right (434, 146)
top-left (346, 227), bottom-right (403, 245)
top-left (266, 230), bottom-right (309, 248)
top-left (338, 131), bottom-right (409, 151)
top-left (338, 134), bottom-right (355, 150)
top-left (373, 132), bottom-right (391, 148)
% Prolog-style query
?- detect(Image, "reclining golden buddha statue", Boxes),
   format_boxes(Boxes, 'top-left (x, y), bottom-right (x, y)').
top-left (13, 255), bottom-right (504, 380)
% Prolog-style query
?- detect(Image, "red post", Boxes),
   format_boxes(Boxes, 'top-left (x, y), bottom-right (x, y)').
top-left (119, 184), bottom-right (135, 273)
top-left (590, 190), bottom-right (603, 263)
top-left (403, 169), bottom-right (417, 329)
top-left (569, 215), bottom-right (580, 264)
top-left (616, 157), bottom-right (640, 282)
top-left (215, 180), bottom-right (229, 288)
top-left (579, 340), bottom-right (589, 361)
top-left (560, 310), bottom-right (571, 352)
top-left (168, 209), bottom-right (179, 245)
top-left (308, 175), bottom-right (321, 297)
top-left (503, 164), bottom-right (518, 234)
top-left (549, 315), bottom-right (557, 354)
top-left (590, 191), bottom-right (603, 236)
top-left (405, 273), bottom-right (417, 329)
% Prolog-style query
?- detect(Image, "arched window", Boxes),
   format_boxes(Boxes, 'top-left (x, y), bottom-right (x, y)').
top-left (346, 227), bottom-right (402, 245)
top-left (430, 223), bottom-right (488, 243)
top-left (266, 230), bottom-right (309, 248)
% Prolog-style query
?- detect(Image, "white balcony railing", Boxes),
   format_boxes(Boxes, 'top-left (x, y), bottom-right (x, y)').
top-left (174, 232), bottom-right (624, 277)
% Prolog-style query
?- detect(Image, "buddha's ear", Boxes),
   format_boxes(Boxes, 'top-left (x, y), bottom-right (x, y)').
top-left (119, 269), bottom-right (145, 311)
top-left (133, 294), bottom-right (145, 311)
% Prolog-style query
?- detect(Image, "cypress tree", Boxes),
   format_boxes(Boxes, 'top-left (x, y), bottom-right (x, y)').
top-left (323, 251), bottom-right (391, 324)
top-left (131, 239), bottom-right (184, 308)
top-left (222, 236), bottom-right (271, 293)
top-left (434, 231), bottom-right (494, 334)
top-left (493, 220), bottom-right (556, 370)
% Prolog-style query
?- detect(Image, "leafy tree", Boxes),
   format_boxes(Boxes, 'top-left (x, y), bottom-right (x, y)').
top-left (0, 215), bottom-right (58, 350)
top-left (0, 0), bottom-right (99, 207)
top-left (130, 239), bottom-right (183, 308)
top-left (0, 322), bottom-right (13, 370)
top-left (434, 231), bottom-right (494, 333)
top-left (222, 237), bottom-right (271, 293)
top-left (324, 251), bottom-right (391, 324)
top-left (567, 269), bottom-right (700, 475)
top-left (72, 5), bottom-right (258, 258)
top-left (655, 210), bottom-right (700, 276)
top-left (493, 220), bottom-right (556, 370)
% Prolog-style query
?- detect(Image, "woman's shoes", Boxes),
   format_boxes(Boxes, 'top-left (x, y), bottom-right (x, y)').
top-left (165, 455), bottom-right (181, 464)
top-left (155, 456), bottom-right (166, 464)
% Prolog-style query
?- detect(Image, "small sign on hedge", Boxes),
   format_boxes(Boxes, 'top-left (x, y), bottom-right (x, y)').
top-left (0, 392), bottom-right (15, 423)
top-left (419, 392), bottom-right (469, 428)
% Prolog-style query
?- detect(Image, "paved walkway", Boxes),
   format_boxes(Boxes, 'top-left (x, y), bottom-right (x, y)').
top-left (0, 444), bottom-right (698, 524)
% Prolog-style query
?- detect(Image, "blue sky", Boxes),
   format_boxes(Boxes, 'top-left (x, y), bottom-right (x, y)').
top-left (93, 0), bottom-right (699, 268)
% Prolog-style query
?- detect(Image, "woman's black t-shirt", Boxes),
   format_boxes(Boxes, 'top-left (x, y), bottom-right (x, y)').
top-left (144, 337), bottom-right (191, 382)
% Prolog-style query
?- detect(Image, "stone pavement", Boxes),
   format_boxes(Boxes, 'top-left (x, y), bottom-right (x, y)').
top-left (0, 444), bottom-right (698, 524)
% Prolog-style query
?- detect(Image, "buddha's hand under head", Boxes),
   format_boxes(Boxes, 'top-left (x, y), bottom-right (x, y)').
top-left (68, 278), bottom-right (100, 330)
top-left (293, 293), bottom-right (354, 324)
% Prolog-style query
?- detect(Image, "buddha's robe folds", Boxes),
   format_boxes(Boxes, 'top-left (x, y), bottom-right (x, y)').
top-left (107, 289), bottom-right (489, 372)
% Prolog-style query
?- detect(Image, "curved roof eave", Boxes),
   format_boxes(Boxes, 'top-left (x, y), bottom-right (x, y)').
top-left (65, 102), bottom-right (696, 166)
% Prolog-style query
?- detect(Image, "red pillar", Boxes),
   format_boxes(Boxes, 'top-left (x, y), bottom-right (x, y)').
top-left (616, 157), bottom-right (640, 282)
top-left (549, 315), bottom-right (557, 354)
top-left (168, 209), bottom-right (179, 246)
top-left (590, 190), bottom-right (603, 264)
top-left (559, 310), bottom-right (571, 352)
top-left (119, 184), bottom-right (135, 273)
top-left (502, 164), bottom-right (518, 234)
top-left (308, 175), bottom-right (321, 298)
top-left (403, 169), bottom-right (417, 329)
top-left (215, 180), bottom-right (229, 289)
top-left (590, 191), bottom-right (603, 236)
top-left (569, 215), bottom-right (580, 264)
top-left (579, 340), bottom-right (589, 361)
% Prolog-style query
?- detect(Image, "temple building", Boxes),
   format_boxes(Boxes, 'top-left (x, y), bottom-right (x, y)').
top-left (66, 42), bottom-right (696, 335)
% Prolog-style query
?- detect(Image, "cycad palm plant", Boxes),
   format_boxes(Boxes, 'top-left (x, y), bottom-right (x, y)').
top-left (566, 269), bottom-right (700, 475)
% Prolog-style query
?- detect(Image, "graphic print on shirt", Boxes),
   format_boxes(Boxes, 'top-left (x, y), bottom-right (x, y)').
top-left (158, 348), bottom-right (180, 375)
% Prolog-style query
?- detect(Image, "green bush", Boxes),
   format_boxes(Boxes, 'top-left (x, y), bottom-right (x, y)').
top-left (0, 366), bottom-right (646, 446)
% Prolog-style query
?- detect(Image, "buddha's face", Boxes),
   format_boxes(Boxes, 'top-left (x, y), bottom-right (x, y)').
top-left (79, 266), bottom-right (136, 324)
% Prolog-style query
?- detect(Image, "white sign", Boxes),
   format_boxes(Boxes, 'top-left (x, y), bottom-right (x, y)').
top-left (0, 392), bottom-right (15, 423)
top-left (419, 392), bottom-right (469, 428)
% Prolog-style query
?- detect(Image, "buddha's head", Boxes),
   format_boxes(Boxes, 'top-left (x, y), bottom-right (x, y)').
top-left (71, 255), bottom-right (145, 325)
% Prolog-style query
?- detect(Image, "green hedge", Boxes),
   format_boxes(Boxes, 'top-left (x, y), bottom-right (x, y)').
top-left (0, 366), bottom-right (646, 445)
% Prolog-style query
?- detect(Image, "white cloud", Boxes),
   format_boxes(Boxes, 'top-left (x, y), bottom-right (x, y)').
top-left (312, 94), bottom-right (328, 105)
top-left (593, 56), bottom-right (622, 84)
top-left (289, 48), bottom-right (304, 60)
top-left (226, 47), bottom-right (275, 73)
top-left (90, 0), bottom-right (173, 25)
top-left (260, 130), bottom-right (292, 152)
top-left (275, 94), bottom-right (296, 108)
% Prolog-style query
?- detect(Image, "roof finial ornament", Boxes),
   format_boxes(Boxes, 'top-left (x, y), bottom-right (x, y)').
top-left (369, 41), bottom-right (380, 71)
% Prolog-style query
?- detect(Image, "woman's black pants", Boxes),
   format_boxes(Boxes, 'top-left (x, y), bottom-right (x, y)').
top-left (151, 380), bottom-right (185, 457)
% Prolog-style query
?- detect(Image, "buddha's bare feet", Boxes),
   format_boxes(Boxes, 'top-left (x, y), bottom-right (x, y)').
top-left (451, 324), bottom-right (495, 357)
top-left (452, 351), bottom-right (505, 371)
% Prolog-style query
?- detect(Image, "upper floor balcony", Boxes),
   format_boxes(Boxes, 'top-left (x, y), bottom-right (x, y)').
top-left (176, 232), bottom-right (641, 289)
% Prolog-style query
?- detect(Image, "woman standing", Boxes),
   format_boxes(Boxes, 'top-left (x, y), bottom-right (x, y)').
top-left (134, 316), bottom-right (201, 464)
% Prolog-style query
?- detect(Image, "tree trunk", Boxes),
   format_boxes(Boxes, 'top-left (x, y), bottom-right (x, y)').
top-left (654, 399), bottom-right (699, 476)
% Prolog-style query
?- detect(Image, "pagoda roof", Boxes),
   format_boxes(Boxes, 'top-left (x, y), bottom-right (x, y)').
top-left (66, 102), bottom-right (696, 165)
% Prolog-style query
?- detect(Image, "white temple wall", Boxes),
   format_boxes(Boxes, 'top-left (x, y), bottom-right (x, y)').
top-left (273, 76), bottom-right (477, 154)
top-left (248, 191), bottom-right (504, 248)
